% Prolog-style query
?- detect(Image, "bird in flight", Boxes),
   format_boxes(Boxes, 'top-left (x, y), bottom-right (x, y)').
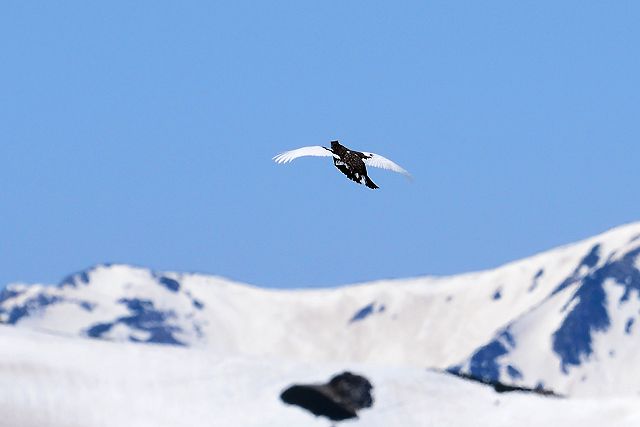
top-left (273, 140), bottom-right (411, 189)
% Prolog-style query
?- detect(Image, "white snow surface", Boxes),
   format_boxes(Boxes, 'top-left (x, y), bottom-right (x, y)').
top-left (1, 325), bottom-right (639, 427)
top-left (3, 222), bottom-right (640, 426)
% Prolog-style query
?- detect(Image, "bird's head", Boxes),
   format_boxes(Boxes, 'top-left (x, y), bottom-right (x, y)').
top-left (330, 140), bottom-right (340, 149)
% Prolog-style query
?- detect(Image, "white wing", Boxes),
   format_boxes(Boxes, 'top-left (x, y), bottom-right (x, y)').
top-left (362, 152), bottom-right (412, 178)
top-left (273, 146), bottom-right (335, 164)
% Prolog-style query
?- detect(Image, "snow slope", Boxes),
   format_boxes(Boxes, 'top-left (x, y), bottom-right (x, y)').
top-left (452, 224), bottom-right (640, 396)
top-left (2, 222), bottom-right (640, 401)
top-left (1, 325), bottom-right (639, 427)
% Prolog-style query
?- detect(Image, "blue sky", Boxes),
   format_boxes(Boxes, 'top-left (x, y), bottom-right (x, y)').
top-left (1, 1), bottom-right (639, 288)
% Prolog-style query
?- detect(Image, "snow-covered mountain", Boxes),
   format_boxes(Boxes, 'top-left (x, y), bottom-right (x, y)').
top-left (3, 222), bottom-right (640, 400)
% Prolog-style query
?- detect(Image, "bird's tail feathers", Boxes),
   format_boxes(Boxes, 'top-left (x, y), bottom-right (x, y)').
top-left (364, 176), bottom-right (379, 190)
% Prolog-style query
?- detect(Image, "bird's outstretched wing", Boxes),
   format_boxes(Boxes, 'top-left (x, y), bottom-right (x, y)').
top-left (362, 152), bottom-right (412, 178)
top-left (273, 146), bottom-right (334, 164)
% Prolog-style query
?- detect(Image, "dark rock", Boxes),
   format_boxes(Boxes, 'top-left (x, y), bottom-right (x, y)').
top-left (84, 298), bottom-right (186, 346)
top-left (552, 246), bottom-right (640, 373)
top-left (349, 303), bottom-right (375, 323)
top-left (445, 370), bottom-right (561, 397)
top-left (157, 276), bottom-right (180, 292)
top-left (466, 329), bottom-right (515, 382)
top-left (280, 371), bottom-right (374, 422)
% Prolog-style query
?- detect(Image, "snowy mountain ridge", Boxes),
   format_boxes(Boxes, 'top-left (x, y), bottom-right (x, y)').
top-left (3, 222), bottom-right (640, 398)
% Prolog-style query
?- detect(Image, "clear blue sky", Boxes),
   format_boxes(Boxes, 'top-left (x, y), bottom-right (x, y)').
top-left (1, 1), bottom-right (639, 288)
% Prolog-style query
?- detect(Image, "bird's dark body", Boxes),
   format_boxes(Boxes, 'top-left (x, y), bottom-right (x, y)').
top-left (329, 141), bottom-right (379, 189)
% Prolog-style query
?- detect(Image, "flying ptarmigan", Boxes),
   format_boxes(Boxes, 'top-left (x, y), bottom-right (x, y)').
top-left (273, 140), bottom-right (410, 189)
